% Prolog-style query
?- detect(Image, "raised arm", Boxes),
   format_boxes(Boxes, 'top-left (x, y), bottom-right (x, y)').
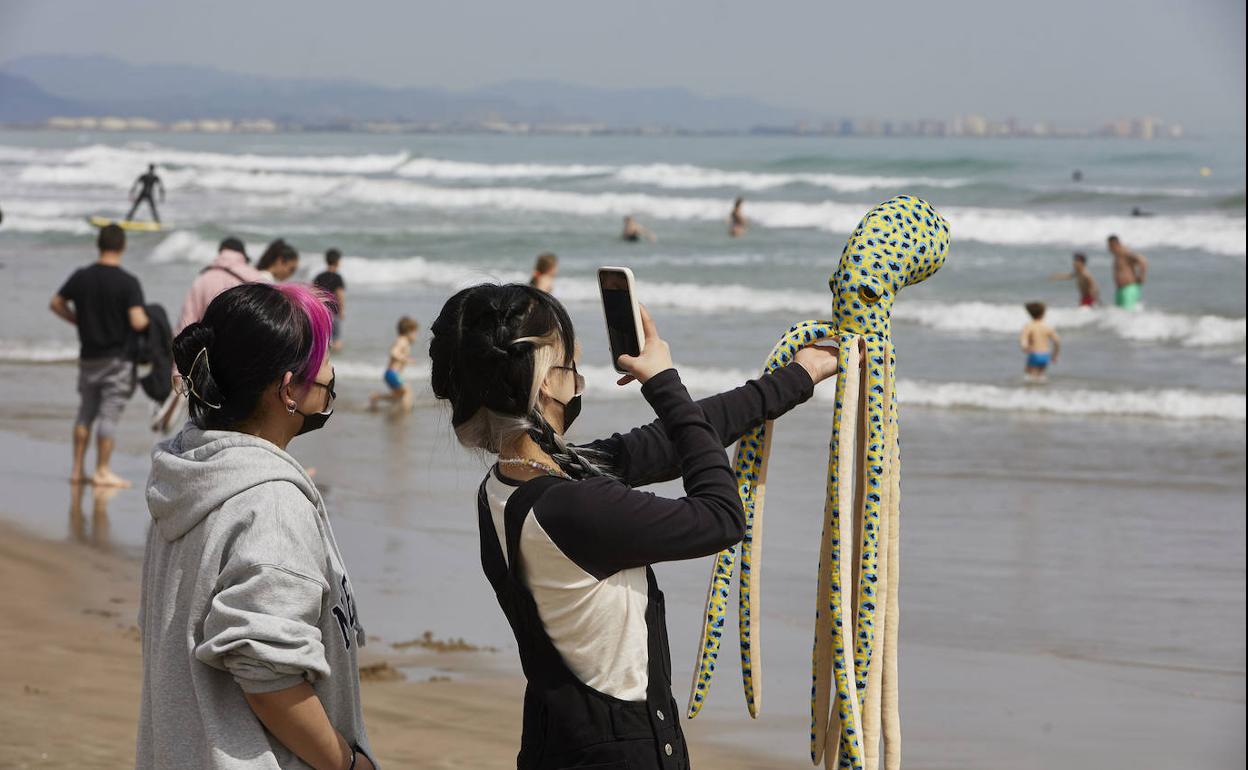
top-left (578, 360), bottom-right (818, 487)
top-left (536, 366), bottom-right (745, 575)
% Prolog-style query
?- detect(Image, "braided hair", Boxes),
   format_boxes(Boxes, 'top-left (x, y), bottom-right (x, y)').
top-left (429, 283), bottom-right (609, 480)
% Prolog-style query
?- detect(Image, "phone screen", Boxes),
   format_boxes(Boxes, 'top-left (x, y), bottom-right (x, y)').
top-left (600, 271), bottom-right (640, 361)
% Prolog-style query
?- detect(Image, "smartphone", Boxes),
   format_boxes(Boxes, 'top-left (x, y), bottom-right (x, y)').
top-left (598, 266), bottom-right (645, 374)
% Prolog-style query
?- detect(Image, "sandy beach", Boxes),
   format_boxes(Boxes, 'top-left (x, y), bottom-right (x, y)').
top-left (0, 516), bottom-right (779, 769)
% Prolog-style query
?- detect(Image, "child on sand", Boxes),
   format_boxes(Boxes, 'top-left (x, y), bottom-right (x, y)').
top-left (369, 316), bottom-right (419, 411)
top-left (1020, 301), bottom-right (1060, 382)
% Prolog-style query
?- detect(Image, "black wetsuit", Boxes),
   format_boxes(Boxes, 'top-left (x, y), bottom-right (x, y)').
top-left (127, 171), bottom-right (163, 223)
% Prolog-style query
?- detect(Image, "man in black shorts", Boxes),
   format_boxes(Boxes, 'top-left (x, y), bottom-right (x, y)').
top-left (49, 224), bottom-right (149, 486)
top-left (127, 164), bottom-right (165, 223)
top-left (313, 248), bottom-right (347, 350)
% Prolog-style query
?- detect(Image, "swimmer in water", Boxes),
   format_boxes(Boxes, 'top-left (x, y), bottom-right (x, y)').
top-left (1050, 252), bottom-right (1100, 307)
top-left (621, 216), bottom-right (656, 243)
top-left (729, 196), bottom-right (747, 238)
top-left (1108, 235), bottom-right (1148, 310)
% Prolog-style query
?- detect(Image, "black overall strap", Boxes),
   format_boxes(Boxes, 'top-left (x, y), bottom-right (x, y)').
top-left (502, 475), bottom-right (568, 580)
top-left (482, 471), bottom-right (689, 770)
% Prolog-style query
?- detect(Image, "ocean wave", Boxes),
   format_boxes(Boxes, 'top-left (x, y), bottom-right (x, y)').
top-left (0, 216), bottom-right (94, 235)
top-left (612, 163), bottom-right (968, 192)
top-left (63, 144), bottom-right (411, 174)
top-left (0, 342), bottom-right (79, 363)
top-left (897, 301), bottom-right (1246, 348)
top-left (6, 340), bottom-right (1237, 422)
top-left (268, 251), bottom-right (1247, 347)
top-left (395, 157), bottom-right (611, 180)
top-left (14, 154), bottom-right (1247, 255)
top-left (569, 364), bottom-right (1245, 422)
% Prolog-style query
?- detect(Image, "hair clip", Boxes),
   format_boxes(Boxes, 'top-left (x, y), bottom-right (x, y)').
top-left (179, 347), bottom-right (223, 409)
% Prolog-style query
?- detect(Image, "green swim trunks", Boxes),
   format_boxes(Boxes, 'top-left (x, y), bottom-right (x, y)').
top-left (1115, 283), bottom-right (1142, 310)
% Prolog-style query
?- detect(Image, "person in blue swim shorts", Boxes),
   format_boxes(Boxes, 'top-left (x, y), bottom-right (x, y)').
top-left (1020, 301), bottom-right (1061, 383)
top-left (369, 316), bottom-right (419, 411)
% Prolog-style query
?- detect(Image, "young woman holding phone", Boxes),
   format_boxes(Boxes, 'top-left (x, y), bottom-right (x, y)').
top-left (138, 282), bottom-right (375, 770)
top-left (428, 282), bottom-right (839, 768)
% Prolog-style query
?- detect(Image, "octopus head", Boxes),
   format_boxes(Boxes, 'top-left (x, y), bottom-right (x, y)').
top-left (829, 194), bottom-right (950, 337)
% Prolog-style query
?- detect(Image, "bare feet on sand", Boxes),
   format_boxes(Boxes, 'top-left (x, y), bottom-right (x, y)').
top-left (92, 469), bottom-right (132, 488)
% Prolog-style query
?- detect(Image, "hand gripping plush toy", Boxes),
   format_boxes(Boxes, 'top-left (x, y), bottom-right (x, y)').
top-left (686, 195), bottom-right (950, 770)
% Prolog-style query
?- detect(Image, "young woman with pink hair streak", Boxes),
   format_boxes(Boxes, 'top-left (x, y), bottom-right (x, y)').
top-left (137, 282), bottom-right (377, 770)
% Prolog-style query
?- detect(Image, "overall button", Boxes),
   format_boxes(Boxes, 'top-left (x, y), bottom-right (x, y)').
top-left (656, 709), bottom-right (665, 721)
top-left (664, 743), bottom-right (673, 756)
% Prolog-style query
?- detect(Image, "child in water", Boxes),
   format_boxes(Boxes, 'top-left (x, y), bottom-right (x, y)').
top-left (369, 316), bottom-right (419, 411)
top-left (1020, 301), bottom-right (1060, 383)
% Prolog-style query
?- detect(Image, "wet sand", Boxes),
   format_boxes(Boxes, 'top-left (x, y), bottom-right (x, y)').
top-left (0, 517), bottom-right (777, 769)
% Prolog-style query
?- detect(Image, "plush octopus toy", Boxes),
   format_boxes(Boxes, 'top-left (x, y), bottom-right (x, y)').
top-left (685, 194), bottom-right (950, 770)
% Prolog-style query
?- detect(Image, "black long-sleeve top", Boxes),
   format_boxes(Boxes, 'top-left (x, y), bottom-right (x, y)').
top-left (537, 362), bottom-right (816, 579)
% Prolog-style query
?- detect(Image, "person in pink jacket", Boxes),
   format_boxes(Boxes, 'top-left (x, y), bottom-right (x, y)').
top-left (175, 237), bottom-right (268, 334)
top-left (154, 238), bottom-right (268, 433)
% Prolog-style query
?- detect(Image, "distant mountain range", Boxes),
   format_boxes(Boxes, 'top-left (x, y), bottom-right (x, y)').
top-left (0, 54), bottom-right (813, 131)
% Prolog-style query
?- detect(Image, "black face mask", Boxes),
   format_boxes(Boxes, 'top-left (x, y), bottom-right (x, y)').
top-left (556, 394), bottom-right (582, 431)
top-left (294, 374), bottom-right (335, 436)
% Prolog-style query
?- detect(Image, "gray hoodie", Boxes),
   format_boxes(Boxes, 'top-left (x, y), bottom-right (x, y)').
top-left (137, 425), bottom-right (373, 769)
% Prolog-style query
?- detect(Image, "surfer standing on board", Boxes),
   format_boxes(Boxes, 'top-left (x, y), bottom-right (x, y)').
top-left (126, 164), bottom-right (165, 223)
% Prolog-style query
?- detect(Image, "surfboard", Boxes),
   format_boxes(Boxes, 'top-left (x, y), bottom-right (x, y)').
top-left (87, 216), bottom-right (167, 232)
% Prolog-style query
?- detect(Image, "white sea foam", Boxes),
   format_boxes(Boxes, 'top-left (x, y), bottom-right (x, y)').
top-left (0, 342), bottom-right (79, 363)
top-left (7, 340), bottom-right (1235, 422)
top-left (17, 152), bottom-right (1245, 254)
top-left (322, 253), bottom-right (1246, 347)
top-left (614, 163), bottom-right (968, 192)
top-left (897, 301), bottom-right (1247, 347)
top-left (396, 157), bottom-right (611, 180)
top-left (569, 364), bottom-right (1245, 422)
top-left (62, 144), bottom-right (411, 174)
top-left (0, 216), bottom-right (94, 235)
top-left (147, 231), bottom-right (277, 265)
top-left (330, 357), bottom-right (1244, 421)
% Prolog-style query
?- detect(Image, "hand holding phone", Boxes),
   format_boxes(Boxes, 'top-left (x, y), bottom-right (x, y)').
top-left (614, 305), bottom-right (672, 385)
top-left (599, 266), bottom-right (645, 374)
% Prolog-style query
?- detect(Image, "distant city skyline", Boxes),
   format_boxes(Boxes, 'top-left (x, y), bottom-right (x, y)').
top-left (1, 0), bottom-right (1243, 134)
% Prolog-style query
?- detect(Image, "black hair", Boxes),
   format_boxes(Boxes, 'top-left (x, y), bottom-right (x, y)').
top-left (218, 236), bottom-right (247, 258)
top-left (1107, 234), bottom-right (1120, 244)
top-left (97, 223), bottom-right (125, 253)
top-left (257, 239), bottom-right (299, 271)
top-left (1073, 252), bottom-right (1087, 264)
top-left (325, 248), bottom-right (342, 266)
top-left (172, 283), bottom-right (328, 431)
top-left (429, 283), bottom-right (607, 479)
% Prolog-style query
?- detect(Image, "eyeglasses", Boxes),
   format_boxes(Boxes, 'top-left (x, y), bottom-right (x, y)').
top-left (551, 362), bottom-right (585, 397)
top-left (304, 371), bottom-right (337, 415)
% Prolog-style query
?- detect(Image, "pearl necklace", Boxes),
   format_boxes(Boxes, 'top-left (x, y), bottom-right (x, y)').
top-left (498, 457), bottom-right (571, 479)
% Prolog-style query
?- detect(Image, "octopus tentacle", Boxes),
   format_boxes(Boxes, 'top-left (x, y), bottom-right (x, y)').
top-left (881, 345), bottom-right (902, 770)
top-left (689, 320), bottom-right (836, 719)
top-left (813, 335), bottom-right (866, 768)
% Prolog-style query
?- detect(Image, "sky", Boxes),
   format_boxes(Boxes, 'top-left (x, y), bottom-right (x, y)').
top-left (1, 0), bottom-right (1244, 133)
